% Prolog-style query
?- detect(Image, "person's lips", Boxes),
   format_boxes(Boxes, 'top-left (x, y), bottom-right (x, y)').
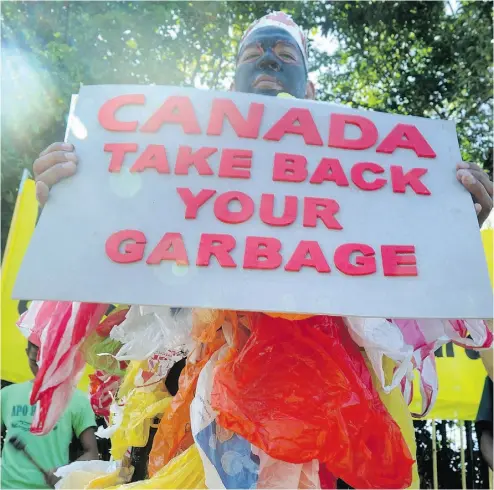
top-left (253, 75), bottom-right (283, 90)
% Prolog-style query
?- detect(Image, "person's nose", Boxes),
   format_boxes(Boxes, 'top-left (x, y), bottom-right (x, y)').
top-left (256, 49), bottom-right (281, 72)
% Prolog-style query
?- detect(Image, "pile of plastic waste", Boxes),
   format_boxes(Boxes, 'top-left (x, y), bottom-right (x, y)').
top-left (17, 298), bottom-right (492, 489)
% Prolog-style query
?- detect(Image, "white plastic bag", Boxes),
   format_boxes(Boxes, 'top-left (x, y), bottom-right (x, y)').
top-left (54, 460), bottom-right (117, 489)
top-left (110, 306), bottom-right (193, 361)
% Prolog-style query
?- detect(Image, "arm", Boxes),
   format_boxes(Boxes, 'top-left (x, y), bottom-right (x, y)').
top-left (480, 429), bottom-right (493, 469)
top-left (74, 427), bottom-right (99, 461)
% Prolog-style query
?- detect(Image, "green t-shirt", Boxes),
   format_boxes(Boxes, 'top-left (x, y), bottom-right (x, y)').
top-left (1, 381), bottom-right (96, 489)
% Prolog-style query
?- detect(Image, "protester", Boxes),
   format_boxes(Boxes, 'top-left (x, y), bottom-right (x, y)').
top-left (27, 11), bottom-right (493, 489)
top-left (0, 337), bottom-right (99, 489)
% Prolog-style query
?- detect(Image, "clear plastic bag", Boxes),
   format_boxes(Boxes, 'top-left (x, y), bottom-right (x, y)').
top-left (110, 306), bottom-right (193, 361)
top-left (82, 332), bottom-right (126, 377)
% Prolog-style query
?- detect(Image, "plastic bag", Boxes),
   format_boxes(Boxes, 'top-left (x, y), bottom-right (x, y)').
top-left (192, 345), bottom-right (321, 489)
top-left (54, 460), bottom-right (132, 489)
top-left (147, 331), bottom-right (226, 476)
top-left (96, 307), bottom-right (130, 337)
top-left (16, 300), bottom-right (58, 344)
top-left (28, 301), bottom-right (108, 434)
top-left (111, 390), bottom-right (172, 460)
top-left (82, 332), bottom-right (127, 376)
top-left (211, 313), bottom-right (414, 489)
top-left (346, 316), bottom-right (493, 416)
top-left (111, 306), bottom-right (193, 361)
top-left (89, 370), bottom-right (121, 419)
top-left (112, 444), bottom-right (205, 489)
top-left (191, 346), bottom-right (258, 489)
top-left (81, 306), bottom-right (130, 376)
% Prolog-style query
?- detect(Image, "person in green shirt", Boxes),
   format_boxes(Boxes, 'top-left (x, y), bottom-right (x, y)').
top-left (1, 340), bottom-right (99, 489)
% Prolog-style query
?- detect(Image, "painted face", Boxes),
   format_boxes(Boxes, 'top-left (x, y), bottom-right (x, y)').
top-left (235, 26), bottom-right (307, 99)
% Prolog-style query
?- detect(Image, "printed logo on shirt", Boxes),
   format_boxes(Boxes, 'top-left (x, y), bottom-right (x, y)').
top-left (9, 404), bottom-right (58, 431)
top-left (11, 420), bottom-right (32, 432)
top-left (11, 404), bottom-right (36, 417)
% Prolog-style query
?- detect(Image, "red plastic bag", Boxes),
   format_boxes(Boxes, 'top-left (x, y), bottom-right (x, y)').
top-left (30, 302), bottom-right (108, 434)
top-left (211, 314), bottom-right (414, 489)
top-left (89, 370), bottom-right (121, 419)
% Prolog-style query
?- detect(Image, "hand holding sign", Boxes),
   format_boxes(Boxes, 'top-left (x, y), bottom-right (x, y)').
top-left (455, 161), bottom-right (493, 226)
top-left (18, 85), bottom-right (492, 319)
top-left (33, 142), bottom-right (78, 206)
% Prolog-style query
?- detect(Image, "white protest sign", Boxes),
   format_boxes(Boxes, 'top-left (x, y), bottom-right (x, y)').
top-left (14, 85), bottom-right (492, 319)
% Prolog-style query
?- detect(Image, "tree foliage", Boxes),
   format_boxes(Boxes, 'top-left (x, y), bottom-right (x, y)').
top-left (1, 0), bottom-right (492, 255)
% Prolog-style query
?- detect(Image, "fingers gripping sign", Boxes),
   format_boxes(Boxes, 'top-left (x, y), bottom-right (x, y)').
top-left (34, 142), bottom-right (78, 206)
top-left (456, 161), bottom-right (493, 227)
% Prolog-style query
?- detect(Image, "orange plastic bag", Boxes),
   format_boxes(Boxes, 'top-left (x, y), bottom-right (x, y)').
top-left (211, 313), bottom-right (414, 489)
top-left (147, 331), bottom-right (225, 476)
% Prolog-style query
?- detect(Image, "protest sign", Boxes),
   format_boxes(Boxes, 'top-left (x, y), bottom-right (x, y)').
top-left (14, 85), bottom-right (492, 318)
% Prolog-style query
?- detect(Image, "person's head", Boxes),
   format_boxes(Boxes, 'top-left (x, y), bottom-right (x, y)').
top-left (233, 12), bottom-right (315, 100)
top-left (26, 340), bottom-right (39, 376)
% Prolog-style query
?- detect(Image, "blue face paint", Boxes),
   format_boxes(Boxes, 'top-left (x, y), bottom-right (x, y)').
top-left (234, 27), bottom-right (308, 99)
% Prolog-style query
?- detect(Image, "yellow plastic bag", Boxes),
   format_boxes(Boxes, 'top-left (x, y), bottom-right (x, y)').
top-left (111, 444), bottom-right (205, 489)
top-left (86, 467), bottom-right (134, 489)
top-left (118, 361), bottom-right (147, 399)
top-left (112, 391), bottom-right (172, 460)
top-left (55, 461), bottom-right (132, 490)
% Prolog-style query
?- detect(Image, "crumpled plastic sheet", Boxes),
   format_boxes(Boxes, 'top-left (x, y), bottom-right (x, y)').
top-left (191, 344), bottom-right (321, 489)
top-left (111, 390), bottom-right (172, 460)
top-left (110, 306), bottom-right (194, 361)
top-left (211, 313), bottom-right (414, 489)
top-left (345, 316), bottom-right (493, 416)
top-left (96, 307), bottom-right (130, 337)
top-left (95, 360), bottom-right (146, 440)
top-left (95, 401), bottom-right (124, 440)
top-left (112, 444), bottom-right (205, 489)
top-left (27, 301), bottom-right (108, 435)
top-left (16, 300), bottom-right (58, 345)
top-left (82, 332), bottom-right (127, 377)
top-left (89, 370), bottom-right (121, 419)
top-left (54, 459), bottom-right (133, 489)
top-left (147, 329), bottom-right (226, 477)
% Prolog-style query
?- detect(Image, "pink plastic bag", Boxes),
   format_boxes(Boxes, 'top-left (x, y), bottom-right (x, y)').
top-left (345, 316), bottom-right (493, 417)
top-left (28, 301), bottom-right (107, 434)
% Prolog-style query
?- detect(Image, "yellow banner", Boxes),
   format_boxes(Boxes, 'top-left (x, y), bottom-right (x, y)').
top-left (1, 180), bottom-right (492, 418)
top-left (410, 228), bottom-right (493, 420)
top-left (0, 175), bottom-right (92, 389)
